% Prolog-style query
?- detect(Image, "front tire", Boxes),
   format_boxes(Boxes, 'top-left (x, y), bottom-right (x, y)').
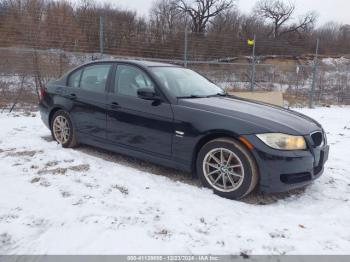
top-left (51, 110), bottom-right (78, 148)
top-left (196, 138), bottom-right (258, 200)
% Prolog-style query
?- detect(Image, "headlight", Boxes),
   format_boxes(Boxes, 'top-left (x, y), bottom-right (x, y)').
top-left (256, 133), bottom-right (307, 150)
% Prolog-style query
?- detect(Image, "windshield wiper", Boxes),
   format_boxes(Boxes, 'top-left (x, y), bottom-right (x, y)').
top-left (177, 93), bottom-right (228, 99)
top-left (177, 95), bottom-right (207, 99)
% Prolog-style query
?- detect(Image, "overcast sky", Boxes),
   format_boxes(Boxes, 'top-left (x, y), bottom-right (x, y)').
top-left (89, 0), bottom-right (350, 27)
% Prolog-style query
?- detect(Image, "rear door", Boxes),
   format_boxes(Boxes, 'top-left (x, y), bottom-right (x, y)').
top-left (106, 64), bottom-right (174, 156)
top-left (66, 63), bottom-right (112, 139)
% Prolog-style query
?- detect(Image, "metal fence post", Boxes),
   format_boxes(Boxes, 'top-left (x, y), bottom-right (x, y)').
top-left (99, 16), bottom-right (104, 58)
top-left (346, 64), bottom-right (349, 102)
top-left (295, 65), bottom-right (300, 96)
top-left (184, 26), bottom-right (188, 68)
top-left (59, 51), bottom-right (63, 76)
top-left (250, 35), bottom-right (256, 92)
top-left (309, 38), bottom-right (319, 108)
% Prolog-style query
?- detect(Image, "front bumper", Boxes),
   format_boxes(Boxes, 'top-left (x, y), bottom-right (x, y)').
top-left (245, 134), bottom-right (329, 193)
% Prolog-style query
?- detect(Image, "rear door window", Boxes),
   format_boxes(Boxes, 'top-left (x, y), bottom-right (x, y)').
top-left (80, 64), bottom-right (112, 93)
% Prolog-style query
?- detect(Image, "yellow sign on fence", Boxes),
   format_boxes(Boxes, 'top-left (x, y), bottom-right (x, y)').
top-left (247, 39), bottom-right (255, 46)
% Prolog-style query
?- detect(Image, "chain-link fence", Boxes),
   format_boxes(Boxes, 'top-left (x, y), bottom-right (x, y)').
top-left (1, 11), bottom-right (350, 110)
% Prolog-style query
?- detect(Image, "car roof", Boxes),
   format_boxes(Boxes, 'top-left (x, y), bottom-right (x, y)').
top-left (84, 59), bottom-right (178, 68)
top-left (60, 59), bottom-right (181, 83)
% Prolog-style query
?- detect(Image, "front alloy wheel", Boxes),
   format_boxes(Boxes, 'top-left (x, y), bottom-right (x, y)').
top-left (203, 148), bottom-right (245, 193)
top-left (197, 138), bottom-right (258, 199)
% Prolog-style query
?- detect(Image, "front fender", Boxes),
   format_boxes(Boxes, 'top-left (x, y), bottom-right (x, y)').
top-left (171, 105), bottom-right (265, 170)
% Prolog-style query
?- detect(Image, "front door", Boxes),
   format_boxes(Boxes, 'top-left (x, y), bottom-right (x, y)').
top-left (106, 64), bottom-right (174, 156)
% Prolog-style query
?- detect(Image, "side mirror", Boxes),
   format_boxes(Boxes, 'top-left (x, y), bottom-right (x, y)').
top-left (137, 87), bottom-right (159, 101)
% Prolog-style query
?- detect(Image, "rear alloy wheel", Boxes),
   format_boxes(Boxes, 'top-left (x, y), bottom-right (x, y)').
top-left (51, 110), bottom-right (77, 148)
top-left (197, 138), bottom-right (258, 200)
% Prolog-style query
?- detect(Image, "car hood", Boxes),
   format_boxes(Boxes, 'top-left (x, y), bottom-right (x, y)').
top-left (178, 96), bottom-right (322, 135)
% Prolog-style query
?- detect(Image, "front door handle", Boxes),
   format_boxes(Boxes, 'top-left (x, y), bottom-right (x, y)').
top-left (110, 102), bottom-right (121, 110)
top-left (67, 93), bottom-right (77, 100)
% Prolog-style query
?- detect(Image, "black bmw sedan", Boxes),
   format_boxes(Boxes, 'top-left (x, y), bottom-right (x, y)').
top-left (39, 60), bottom-right (329, 199)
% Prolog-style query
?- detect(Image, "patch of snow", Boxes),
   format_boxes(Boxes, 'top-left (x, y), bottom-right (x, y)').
top-left (322, 57), bottom-right (350, 67)
top-left (0, 107), bottom-right (349, 254)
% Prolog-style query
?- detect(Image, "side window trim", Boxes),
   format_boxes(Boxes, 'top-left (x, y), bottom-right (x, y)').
top-left (78, 68), bottom-right (84, 88)
top-left (113, 64), bottom-right (121, 94)
top-left (107, 63), bottom-right (118, 93)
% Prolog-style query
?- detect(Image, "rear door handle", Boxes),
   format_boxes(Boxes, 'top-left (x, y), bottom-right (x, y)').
top-left (110, 102), bottom-right (121, 110)
top-left (55, 87), bottom-right (64, 94)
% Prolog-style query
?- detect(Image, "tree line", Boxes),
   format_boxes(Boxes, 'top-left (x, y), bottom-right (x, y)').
top-left (0, 0), bottom-right (349, 60)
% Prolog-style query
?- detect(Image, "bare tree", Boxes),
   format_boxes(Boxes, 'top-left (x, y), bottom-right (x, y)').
top-left (9, 74), bottom-right (26, 112)
top-left (282, 11), bottom-right (317, 36)
top-left (45, 1), bottom-right (85, 51)
top-left (209, 9), bottom-right (241, 35)
top-left (176, 0), bottom-right (235, 33)
top-left (254, 0), bottom-right (317, 38)
top-left (340, 25), bottom-right (350, 41)
top-left (239, 14), bottom-right (270, 40)
top-left (150, 0), bottom-right (184, 38)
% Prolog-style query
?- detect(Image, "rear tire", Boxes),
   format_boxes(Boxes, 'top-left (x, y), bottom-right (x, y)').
top-left (50, 110), bottom-right (78, 148)
top-left (196, 138), bottom-right (258, 200)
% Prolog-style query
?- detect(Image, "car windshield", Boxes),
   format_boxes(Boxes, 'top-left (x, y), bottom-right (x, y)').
top-left (150, 67), bottom-right (225, 98)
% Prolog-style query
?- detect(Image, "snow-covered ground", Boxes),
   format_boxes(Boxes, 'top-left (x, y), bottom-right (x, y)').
top-left (0, 107), bottom-right (349, 255)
